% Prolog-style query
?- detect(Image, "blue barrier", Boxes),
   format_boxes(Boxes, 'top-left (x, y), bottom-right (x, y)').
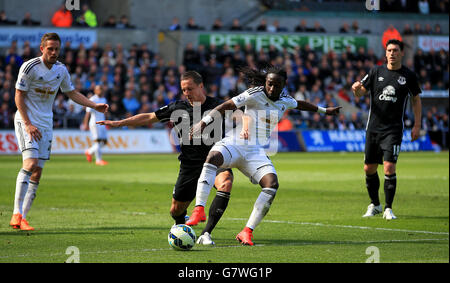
top-left (301, 130), bottom-right (433, 152)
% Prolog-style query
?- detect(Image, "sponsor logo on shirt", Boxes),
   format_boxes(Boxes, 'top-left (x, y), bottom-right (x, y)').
top-left (378, 85), bottom-right (397, 103)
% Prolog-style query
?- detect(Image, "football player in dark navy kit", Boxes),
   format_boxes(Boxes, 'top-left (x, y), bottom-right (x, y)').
top-left (98, 71), bottom-right (234, 226)
top-left (352, 39), bottom-right (422, 220)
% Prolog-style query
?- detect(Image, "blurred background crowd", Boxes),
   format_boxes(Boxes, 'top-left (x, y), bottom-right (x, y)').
top-left (0, 0), bottom-right (448, 149)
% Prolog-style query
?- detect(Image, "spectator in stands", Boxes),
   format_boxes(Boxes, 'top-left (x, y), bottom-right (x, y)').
top-left (103, 15), bottom-right (117, 28)
top-left (423, 23), bottom-right (433, 35)
top-left (423, 109), bottom-right (442, 147)
top-left (339, 22), bottom-right (350, 33)
top-left (433, 24), bottom-right (442, 34)
top-left (309, 113), bottom-right (325, 129)
top-left (0, 101), bottom-right (13, 128)
top-left (381, 25), bottom-right (402, 49)
top-left (294, 19), bottom-right (308, 32)
top-left (211, 18), bottom-right (223, 31)
top-left (351, 21), bottom-right (362, 34)
top-left (402, 24), bottom-right (413, 35)
top-left (186, 17), bottom-right (200, 30)
top-left (75, 4), bottom-right (97, 27)
top-left (116, 15), bottom-right (134, 29)
top-left (256, 18), bottom-right (268, 32)
top-left (122, 89), bottom-right (140, 115)
top-left (311, 21), bottom-right (326, 33)
top-left (219, 67), bottom-right (237, 98)
top-left (277, 112), bottom-right (294, 132)
top-left (229, 18), bottom-right (243, 31)
top-left (337, 113), bottom-right (349, 130)
top-left (21, 12), bottom-right (40, 26)
top-left (0, 10), bottom-right (17, 25)
top-left (418, 0), bottom-right (430, 14)
top-left (348, 112), bottom-right (364, 130)
top-left (51, 4), bottom-right (73, 28)
top-left (169, 17), bottom-right (181, 31)
top-left (413, 23), bottom-right (422, 34)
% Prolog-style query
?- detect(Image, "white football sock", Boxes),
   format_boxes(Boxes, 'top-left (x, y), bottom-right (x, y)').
top-left (22, 181), bottom-right (39, 219)
top-left (13, 168), bottom-right (32, 214)
top-left (95, 141), bottom-right (103, 161)
top-left (195, 163), bottom-right (218, 207)
top-left (246, 188), bottom-right (277, 230)
top-left (88, 142), bottom-right (98, 155)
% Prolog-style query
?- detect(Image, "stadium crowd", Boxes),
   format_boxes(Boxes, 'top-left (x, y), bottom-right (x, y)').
top-left (0, 3), bottom-right (448, 149)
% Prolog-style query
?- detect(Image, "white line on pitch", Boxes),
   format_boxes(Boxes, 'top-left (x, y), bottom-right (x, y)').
top-left (224, 218), bottom-right (450, 236)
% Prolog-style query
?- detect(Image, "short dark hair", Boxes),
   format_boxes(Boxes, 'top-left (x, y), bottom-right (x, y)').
top-left (181, 71), bottom-right (203, 85)
top-left (386, 39), bottom-right (404, 51)
top-left (41, 32), bottom-right (61, 47)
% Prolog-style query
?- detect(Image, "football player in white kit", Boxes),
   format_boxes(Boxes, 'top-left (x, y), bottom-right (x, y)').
top-left (187, 66), bottom-right (341, 245)
top-left (83, 85), bottom-right (109, 166)
top-left (10, 33), bottom-right (109, 230)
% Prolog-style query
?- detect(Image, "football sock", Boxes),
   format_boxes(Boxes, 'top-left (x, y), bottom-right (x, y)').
top-left (88, 142), bottom-right (99, 159)
top-left (22, 181), bottom-right (39, 219)
top-left (246, 188), bottom-right (277, 230)
top-left (365, 172), bottom-right (380, 206)
top-left (202, 191), bottom-right (230, 235)
top-left (195, 163), bottom-right (218, 207)
top-left (384, 173), bottom-right (397, 209)
top-left (13, 168), bottom-right (32, 214)
top-left (172, 209), bottom-right (187, 225)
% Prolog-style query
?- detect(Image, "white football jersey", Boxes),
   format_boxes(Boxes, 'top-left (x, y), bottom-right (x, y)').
top-left (15, 57), bottom-right (75, 130)
top-left (231, 86), bottom-right (297, 145)
top-left (86, 95), bottom-right (107, 123)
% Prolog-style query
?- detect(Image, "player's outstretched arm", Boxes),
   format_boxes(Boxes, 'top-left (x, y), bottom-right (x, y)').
top-left (296, 100), bottom-right (342, 115)
top-left (191, 99), bottom-right (238, 138)
top-left (97, 113), bottom-right (159, 128)
top-left (65, 90), bottom-right (109, 113)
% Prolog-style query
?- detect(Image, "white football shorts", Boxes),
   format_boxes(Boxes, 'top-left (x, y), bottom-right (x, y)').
top-left (89, 119), bottom-right (107, 140)
top-left (211, 137), bottom-right (277, 185)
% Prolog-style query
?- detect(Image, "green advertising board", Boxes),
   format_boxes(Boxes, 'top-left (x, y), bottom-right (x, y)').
top-left (198, 33), bottom-right (368, 53)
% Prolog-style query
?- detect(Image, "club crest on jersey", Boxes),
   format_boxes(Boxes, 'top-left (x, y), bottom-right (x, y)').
top-left (379, 85), bottom-right (397, 103)
top-left (397, 76), bottom-right (406, 85)
top-left (378, 77), bottom-right (384, 82)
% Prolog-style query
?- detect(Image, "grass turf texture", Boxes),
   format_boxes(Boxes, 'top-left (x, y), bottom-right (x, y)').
top-left (0, 152), bottom-right (448, 263)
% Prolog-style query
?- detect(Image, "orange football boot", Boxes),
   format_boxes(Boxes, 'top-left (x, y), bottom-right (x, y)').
top-left (236, 227), bottom-right (254, 246)
top-left (95, 160), bottom-right (108, 166)
top-left (185, 206), bottom-right (206, 226)
top-left (20, 218), bottom-right (34, 231)
top-left (85, 150), bottom-right (93, 162)
top-left (10, 213), bottom-right (22, 229)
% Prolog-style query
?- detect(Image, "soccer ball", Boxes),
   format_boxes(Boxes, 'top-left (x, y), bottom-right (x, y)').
top-left (168, 224), bottom-right (196, 251)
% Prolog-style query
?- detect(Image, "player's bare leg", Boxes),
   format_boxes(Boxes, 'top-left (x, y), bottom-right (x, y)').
top-left (170, 198), bottom-right (191, 225)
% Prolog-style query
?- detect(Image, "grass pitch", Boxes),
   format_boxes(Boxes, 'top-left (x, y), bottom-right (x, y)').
top-left (0, 152), bottom-right (448, 263)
